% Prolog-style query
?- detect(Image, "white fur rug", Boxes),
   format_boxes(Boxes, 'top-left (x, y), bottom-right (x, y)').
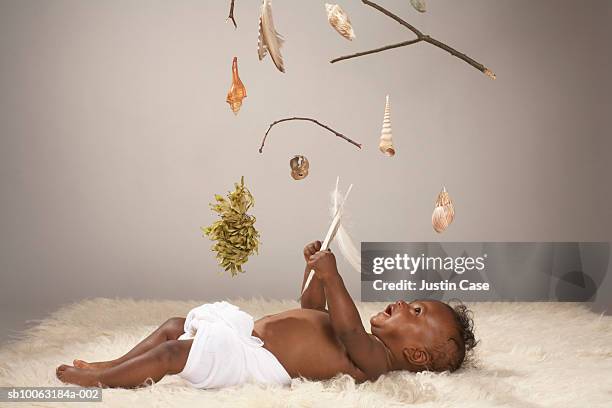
top-left (1, 298), bottom-right (611, 408)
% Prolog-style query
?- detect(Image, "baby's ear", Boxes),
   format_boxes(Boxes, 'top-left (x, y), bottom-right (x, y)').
top-left (403, 347), bottom-right (432, 370)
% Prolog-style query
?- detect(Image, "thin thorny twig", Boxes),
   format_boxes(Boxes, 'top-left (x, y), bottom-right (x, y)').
top-left (259, 117), bottom-right (362, 153)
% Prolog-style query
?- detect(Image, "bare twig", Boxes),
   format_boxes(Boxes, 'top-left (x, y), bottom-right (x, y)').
top-left (331, 0), bottom-right (496, 79)
top-left (331, 39), bottom-right (422, 63)
top-left (258, 117), bottom-right (362, 153)
top-left (227, 0), bottom-right (237, 29)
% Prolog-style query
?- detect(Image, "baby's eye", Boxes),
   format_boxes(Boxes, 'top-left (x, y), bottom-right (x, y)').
top-left (415, 307), bottom-right (422, 315)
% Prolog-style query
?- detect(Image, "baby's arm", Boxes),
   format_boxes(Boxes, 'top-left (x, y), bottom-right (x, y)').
top-left (300, 241), bottom-right (327, 312)
top-left (308, 250), bottom-right (392, 380)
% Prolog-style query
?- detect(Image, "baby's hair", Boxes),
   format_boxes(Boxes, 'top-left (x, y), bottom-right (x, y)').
top-left (445, 300), bottom-right (478, 371)
top-left (416, 300), bottom-right (478, 373)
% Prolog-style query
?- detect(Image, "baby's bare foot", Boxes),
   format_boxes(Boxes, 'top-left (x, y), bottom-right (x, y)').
top-left (56, 364), bottom-right (102, 387)
top-left (73, 359), bottom-right (115, 370)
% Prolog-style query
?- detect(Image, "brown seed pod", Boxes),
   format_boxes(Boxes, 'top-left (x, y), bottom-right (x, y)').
top-left (289, 155), bottom-right (309, 180)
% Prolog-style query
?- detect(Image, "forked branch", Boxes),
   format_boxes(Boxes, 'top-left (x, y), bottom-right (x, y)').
top-left (258, 117), bottom-right (362, 153)
top-left (331, 0), bottom-right (496, 79)
top-left (227, 0), bottom-right (237, 28)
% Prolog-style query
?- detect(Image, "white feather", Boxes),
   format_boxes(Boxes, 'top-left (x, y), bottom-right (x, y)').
top-left (332, 177), bottom-right (361, 273)
top-left (258, 0), bottom-right (285, 73)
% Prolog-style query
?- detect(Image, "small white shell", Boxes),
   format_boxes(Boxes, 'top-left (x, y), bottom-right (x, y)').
top-left (379, 95), bottom-right (395, 156)
top-left (432, 187), bottom-right (455, 233)
top-left (410, 0), bottom-right (427, 13)
top-left (325, 3), bottom-right (355, 41)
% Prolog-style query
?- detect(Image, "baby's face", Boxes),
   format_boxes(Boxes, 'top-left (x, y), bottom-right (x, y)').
top-left (370, 300), bottom-right (458, 366)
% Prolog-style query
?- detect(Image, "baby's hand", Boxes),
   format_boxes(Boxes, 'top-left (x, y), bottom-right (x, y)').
top-left (308, 250), bottom-right (338, 281)
top-left (303, 240), bottom-right (322, 262)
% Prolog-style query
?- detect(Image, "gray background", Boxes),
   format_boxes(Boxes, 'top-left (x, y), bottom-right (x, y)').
top-left (1, 0), bottom-right (611, 343)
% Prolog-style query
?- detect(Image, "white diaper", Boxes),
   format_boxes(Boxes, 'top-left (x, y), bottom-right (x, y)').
top-left (177, 301), bottom-right (291, 389)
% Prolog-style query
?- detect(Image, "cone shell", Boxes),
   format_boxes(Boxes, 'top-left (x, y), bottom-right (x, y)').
top-left (432, 187), bottom-right (455, 233)
top-left (289, 155), bottom-right (309, 180)
top-left (379, 95), bottom-right (395, 157)
top-left (325, 3), bottom-right (355, 41)
top-left (226, 57), bottom-right (247, 114)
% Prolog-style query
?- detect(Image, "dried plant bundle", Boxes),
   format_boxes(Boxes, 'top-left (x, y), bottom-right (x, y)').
top-left (202, 177), bottom-right (260, 276)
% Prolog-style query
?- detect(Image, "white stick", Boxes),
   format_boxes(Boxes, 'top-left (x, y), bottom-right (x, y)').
top-left (301, 183), bottom-right (353, 296)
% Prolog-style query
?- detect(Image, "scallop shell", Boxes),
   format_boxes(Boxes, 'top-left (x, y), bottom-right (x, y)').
top-left (289, 155), bottom-right (309, 180)
top-left (432, 187), bottom-right (455, 233)
top-left (226, 57), bottom-right (246, 114)
top-left (379, 95), bottom-right (395, 157)
top-left (325, 3), bottom-right (355, 41)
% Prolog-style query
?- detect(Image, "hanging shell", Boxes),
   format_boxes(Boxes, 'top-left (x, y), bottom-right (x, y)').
top-left (325, 4), bottom-right (356, 41)
top-left (432, 187), bottom-right (455, 233)
top-left (258, 0), bottom-right (285, 73)
top-left (379, 95), bottom-right (395, 157)
top-left (289, 155), bottom-right (309, 180)
top-left (410, 0), bottom-right (427, 13)
top-left (226, 57), bottom-right (247, 115)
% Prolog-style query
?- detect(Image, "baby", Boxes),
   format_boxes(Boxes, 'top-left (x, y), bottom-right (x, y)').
top-left (56, 241), bottom-right (477, 388)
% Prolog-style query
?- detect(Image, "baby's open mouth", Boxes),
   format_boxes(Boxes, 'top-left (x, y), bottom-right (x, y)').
top-left (384, 304), bottom-right (393, 316)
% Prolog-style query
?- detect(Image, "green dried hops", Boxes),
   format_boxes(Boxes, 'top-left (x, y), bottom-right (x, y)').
top-left (202, 177), bottom-right (260, 276)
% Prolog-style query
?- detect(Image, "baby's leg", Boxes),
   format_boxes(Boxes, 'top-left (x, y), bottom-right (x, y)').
top-left (74, 317), bottom-right (185, 370)
top-left (58, 339), bottom-right (192, 388)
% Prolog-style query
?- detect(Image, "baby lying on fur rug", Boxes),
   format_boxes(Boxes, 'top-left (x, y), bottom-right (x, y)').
top-left (56, 240), bottom-right (477, 389)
